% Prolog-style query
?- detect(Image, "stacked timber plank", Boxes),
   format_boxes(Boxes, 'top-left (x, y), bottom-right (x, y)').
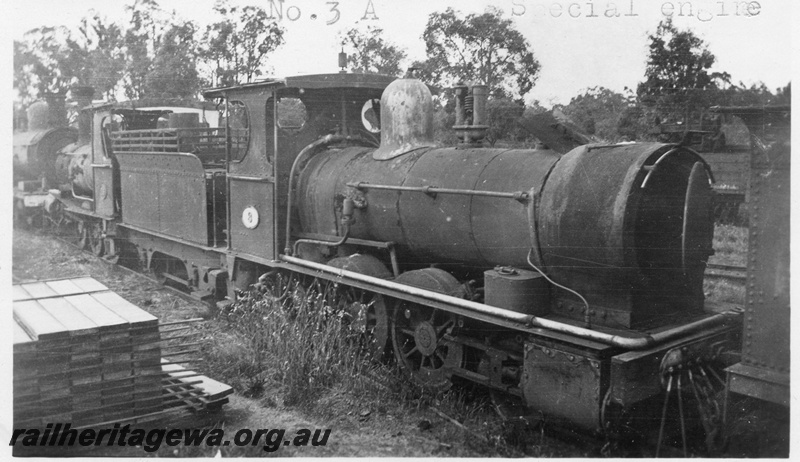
top-left (13, 276), bottom-right (233, 429)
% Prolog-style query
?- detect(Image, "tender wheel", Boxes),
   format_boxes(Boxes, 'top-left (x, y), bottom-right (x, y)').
top-left (103, 237), bottom-right (118, 263)
top-left (76, 221), bottom-right (90, 250)
top-left (392, 303), bottom-right (463, 392)
top-left (333, 285), bottom-right (390, 360)
top-left (151, 256), bottom-right (169, 285)
top-left (150, 254), bottom-right (190, 290)
top-left (89, 223), bottom-right (105, 257)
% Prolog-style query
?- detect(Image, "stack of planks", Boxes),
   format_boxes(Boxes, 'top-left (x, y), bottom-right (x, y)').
top-left (13, 276), bottom-right (232, 429)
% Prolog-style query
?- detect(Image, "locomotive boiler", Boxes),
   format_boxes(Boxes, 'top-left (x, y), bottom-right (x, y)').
top-left (13, 93), bottom-right (77, 187)
top-left (295, 78), bottom-right (714, 329)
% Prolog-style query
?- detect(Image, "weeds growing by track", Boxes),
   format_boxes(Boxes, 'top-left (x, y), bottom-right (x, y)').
top-left (205, 283), bottom-right (391, 406)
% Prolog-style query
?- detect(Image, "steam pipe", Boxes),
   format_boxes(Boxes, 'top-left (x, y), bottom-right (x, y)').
top-left (279, 255), bottom-right (739, 350)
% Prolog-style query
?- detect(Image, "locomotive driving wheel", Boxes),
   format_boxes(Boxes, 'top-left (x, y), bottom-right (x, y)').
top-left (392, 303), bottom-right (463, 392)
top-left (258, 270), bottom-right (307, 311)
top-left (332, 285), bottom-right (390, 360)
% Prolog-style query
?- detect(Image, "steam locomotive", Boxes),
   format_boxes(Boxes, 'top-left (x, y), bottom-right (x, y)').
top-left (13, 72), bottom-right (743, 444)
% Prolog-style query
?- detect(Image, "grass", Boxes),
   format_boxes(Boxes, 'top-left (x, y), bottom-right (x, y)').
top-left (200, 276), bottom-right (559, 456)
top-left (204, 280), bottom-right (387, 407)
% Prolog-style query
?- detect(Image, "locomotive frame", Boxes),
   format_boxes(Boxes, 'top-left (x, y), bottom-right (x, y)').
top-left (14, 72), bottom-right (746, 447)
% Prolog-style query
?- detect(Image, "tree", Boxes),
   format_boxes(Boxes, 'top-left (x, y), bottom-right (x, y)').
top-left (63, 14), bottom-right (125, 100)
top-left (144, 22), bottom-right (201, 99)
top-left (200, 1), bottom-right (285, 86)
top-left (14, 27), bottom-right (75, 102)
top-left (122, 0), bottom-right (166, 99)
top-left (339, 25), bottom-right (406, 76)
top-left (710, 81), bottom-right (791, 107)
top-left (616, 104), bottom-right (654, 141)
top-left (637, 18), bottom-right (727, 123)
top-left (559, 87), bottom-right (629, 141)
top-left (484, 98), bottom-right (524, 146)
top-left (418, 7), bottom-right (540, 99)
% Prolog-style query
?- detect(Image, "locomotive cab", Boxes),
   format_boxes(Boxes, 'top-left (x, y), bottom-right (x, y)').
top-left (200, 73), bottom-right (395, 266)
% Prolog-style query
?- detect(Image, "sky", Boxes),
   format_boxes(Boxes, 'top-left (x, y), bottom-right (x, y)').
top-left (6, 0), bottom-right (794, 106)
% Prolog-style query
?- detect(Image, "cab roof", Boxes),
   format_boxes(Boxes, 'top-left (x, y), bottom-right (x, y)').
top-left (202, 73), bottom-right (397, 99)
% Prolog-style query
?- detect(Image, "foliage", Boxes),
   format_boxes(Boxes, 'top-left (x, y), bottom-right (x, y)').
top-left (637, 18), bottom-right (727, 123)
top-left (200, 1), bottom-right (285, 86)
top-left (711, 81), bottom-right (792, 107)
top-left (340, 25), bottom-right (407, 76)
top-left (616, 104), bottom-right (655, 141)
top-left (14, 27), bottom-right (75, 102)
top-left (14, 18), bottom-right (124, 103)
top-left (208, 278), bottom-right (384, 405)
top-left (485, 98), bottom-right (524, 146)
top-left (557, 87), bottom-right (630, 141)
top-left (143, 22), bottom-right (201, 99)
top-left (418, 7), bottom-right (540, 99)
top-left (431, 102), bottom-right (458, 146)
top-left (122, 0), bottom-right (165, 100)
top-left (277, 98), bottom-right (308, 128)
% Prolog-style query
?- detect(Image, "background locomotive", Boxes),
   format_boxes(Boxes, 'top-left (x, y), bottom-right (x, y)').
top-left (13, 71), bottom-right (745, 446)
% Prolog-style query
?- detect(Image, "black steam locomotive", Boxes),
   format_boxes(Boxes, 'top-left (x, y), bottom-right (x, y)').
top-left (14, 72), bottom-right (744, 444)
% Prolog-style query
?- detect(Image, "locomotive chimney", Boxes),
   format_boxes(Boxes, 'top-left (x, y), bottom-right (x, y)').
top-left (70, 86), bottom-right (95, 144)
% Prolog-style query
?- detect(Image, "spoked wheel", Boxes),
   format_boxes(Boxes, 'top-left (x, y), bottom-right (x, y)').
top-left (332, 284), bottom-right (390, 360)
top-left (89, 222), bottom-right (105, 257)
top-left (151, 256), bottom-right (169, 285)
top-left (103, 237), bottom-right (118, 263)
top-left (150, 254), bottom-right (190, 290)
top-left (258, 271), bottom-right (306, 310)
top-left (76, 221), bottom-right (90, 250)
top-left (392, 303), bottom-right (463, 392)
